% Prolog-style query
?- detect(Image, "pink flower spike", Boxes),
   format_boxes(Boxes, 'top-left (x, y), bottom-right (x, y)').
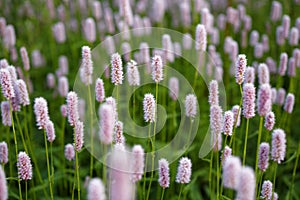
top-left (87, 178), bottom-right (106, 200)
top-left (221, 145), bottom-right (232, 166)
top-left (74, 120), bottom-right (84, 151)
top-left (258, 63), bottom-right (270, 85)
top-left (67, 91), bottom-right (79, 127)
top-left (111, 53), bottom-right (123, 85)
top-left (114, 121), bottom-right (125, 145)
top-left (271, 129), bottom-right (286, 164)
top-left (34, 97), bottom-right (50, 129)
top-left (16, 79), bottom-right (30, 106)
top-left (80, 46), bottom-right (93, 85)
top-left (232, 105), bottom-right (241, 127)
top-left (64, 144), bottom-right (75, 161)
top-left (0, 165), bottom-right (8, 200)
top-left (242, 83), bottom-right (256, 119)
top-left (235, 54), bottom-right (247, 85)
top-left (176, 157), bottom-right (192, 184)
top-left (1, 101), bottom-right (11, 126)
top-left (261, 180), bottom-right (273, 200)
top-left (257, 84), bottom-right (272, 117)
top-left (264, 111), bottom-right (275, 131)
top-left (276, 88), bottom-right (286, 105)
top-left (284, 93), bottom-right (295, 113)
top-left (58, 76), bottom-right (69, 97)
top-left (95, 78), bottom-right (105, 103)
top-left (17, 151), bottom-right (32, 181)
top-left (0, 68), bottom-right (15, 100)
top-left (151, 55), bottom-right (163, 83)
top-left (195, 24), bottom-right (207, 51)
top-left (244, 67), bottom-right (255, 84)
top-left (143, 93), bottom-right (156, 123)
top-left (222, 156), bottom-right (241, 189)
top-left (20, 47), bottom-right (30, 71)
top-left (258, 142), bottom-right (270, 172)
top-left (169, 77), bottom-right (179, 101)
top-left (60, 104), bottom-right (67, 117)
top-left (185, 94), bottom-right (197, 118)
top-left (158, 158), bottom-right (170, 188)
top-left (46, 120), bottom-right (56, 143)
top-left (99, 103), bottom-right (114, 145)
top-left (236, 167), bottom-right (256, 200)
top-left (223, 111), bottom-right (234, 136)
top-left (278, 53), bottom-right (288, 76)
top-left (126, 60), bottom-right (140, 86)
top-left (131, 145), bottom-right (145, 182)
top-left (0, 142), bottom-right (8, 165)
top-left (208, 80), bottom-right (219, 106)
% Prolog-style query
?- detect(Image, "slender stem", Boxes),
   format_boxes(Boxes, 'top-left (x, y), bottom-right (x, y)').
top-left (50, 142), bottom-right (54, 187)
top-left (289, 143), bottom-right (300, 200)
top-left (88, 85), bottom-right (94, 178)
top-left (272, 164), bottom-right (277, 200)
top-left (209, 151), bottom-right (214, 200)
top-left (44, 131), bottom-right (54, 200)
top-left (242, 119), bottom-right (250, 165)
top-left (26, 181), bottom-right (28, 200)
top-left (143, 125), bottom-right (152, 200)
top-left (178, 184), bottom-right (184, 200)
top-left (14, 113), bottom-right (28, 153)
top-left (102, 146), bottom-right (107, 184)
top-left (76, 151), bottom-right (81, 200)
top-left (256, 171), bottom-right (263, 200)
top-left (10, 102), bottom-right (22, 200)
top-left (146, 137), bottom-right (155, 200)
top-left (160, 188), bottom-right (165, 200)
top-left (216, 150), bottom-right (220, 199)
top-left (255, 117), bottom-right (263, 178)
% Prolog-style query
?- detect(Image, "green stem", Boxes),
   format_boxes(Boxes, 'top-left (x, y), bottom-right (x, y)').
top-left (143, 125), bottom-right (152, 200)
top-left (76, 151), bottom-right (81, 200)
top-left (26, 181), bottom-right (28, 200)
top-left (255, 117), bottom-right (264, 175)
top-left (88, 85), bottom-right (94, 178)
top-left (272, 164), bottom-right (277, 200)
top-left (178, 184), bottom-right (184, 200)
top-left (102, 146), bottom-right (107, 184)
top-left (10, 102), bottom-right (22, 200)
top-left (256, 171), bottom-right (263, 200)
top-left (216, 150), bottom-right (220, 199)
top-left (160, 188), bottom-right (165, 200)
top-left (50, 142), bottom-right (54, 187)
top-left (242, 119), bottom-right (250, 165)
top-left (44, 130), bottom-right (53, 200)
top-left (14, 113), bottom-right (28, 153)
top-left (209, 151), bottom-right (214, 200)
top-left (289, 143), bottom-right (300, 200)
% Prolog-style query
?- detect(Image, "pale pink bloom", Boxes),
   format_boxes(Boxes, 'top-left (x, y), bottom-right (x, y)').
top-left (20, 47), bottom-right (30, 71)
top-left (111, 53), bottom-right (123, 85)
top-left (67, 91), bottom-right (79, 127)
top-left (221, 146), bottom-right (232, 166)
top-left (74, 121), bottom-right (84, 151)
top-left (34, 97), bottom-right (50, 129)
top-left (92, 1), bottom-right (102, 20)
top-left (150, 0), bottom-right (165, 23)
top-left (213, 133), bottom-right (222, 152)
top-left (276, 26), bottom-right (285, 45)
top-left (235, 54), bottom-right (247, 85)
top-left (126, 60), bottom-right (140, 86)
top-left (114, 121), bottom-right (125, 145)
top-left (80, 46), bottom-right (93, 85)
top-left (208, 80), bottom-right (219, 106)
top-left (288, 58), bottom-right (296, 77)
top-left (210, 105), bottom-right (223, 151)
top-left (0, 59), bottom-right (8, 69)
top-left (119, 0), bottom-right (133, 26)
top-left (16, 79), bottom-right (30, 106)
top-left (289, 27), bottom-right (299, 46)
top-left (95, 78), bottom-right (105, 103)
top-left (64, 144), bottom-right (75, 161)
top-left (0, 165), bottom-right (8, 200)
top-left (169, 77), bottom-right (179, 101)
top-left (162, 34), bottom-right (174, 63)
top-left (195, 24), bottom-right (207, 51)
top-left (60, 104), bottom-right (67, 117)
top-left (266, 57), bottom-right (277, 74)
top-left (57, 56), bottom-right (69, 76)
top-left (236, 167), bottom-right (256, 200)
top-left (0, 68), bottom-right (15, 100)
top-left (31, 50), bottom-right (45, 68)
top-left (223, 111), bottom-right (234, 136)
top-left (185, 94), bottom-right (197, 118)
top-left (244, 67), bottom-right (255, 84)
top-left (278, 53), bottom-right (288, 76)
top-left (262, 34), bottom-right (269, 52)
top-left (222, 156), bottom-right (241, 189)
top-left (232, 105), bottom-right (241, 127)
top-left (264, 111), bottom-right (275, 131)
top-left (217, 14), bottom-right (226, 30)
top-left (258, 142), bottom-right (270, 172)
top-left (271, 88), bottom-right (277, 103)
top-left (180, 2), bottom-right (191, 27)
top-left (3, 25), bottom-right (16, 49)
top-left (17, 151), bottom-right (32, 181)
top-left (182, 33), bottom-right (192, 50)
top-left (1, 101), bottom-right (11, 126)
top-left (273, 192), bottom-right (278, 200)
top-left (270, 1), bottom-right (282, 22)
top-left (109, 146), bottom-right (135, 200)
top-left (261, 180), bottom-right (273, 200)
top-left (271, 129), bottom-right (286, 164)
top-left (250, 30), bottom-right (259, 47)
top-left (87, 178), bottom-right (106, 200)
top-left (258, 63), bottom-right (270, 85)
top-left (257, 84), bottom-right (272, 117)
top-left (151, 55), bottom-right (163, 83)
top-left (46, 120), bottom-right (55, 143)
top-left (293, 48), bottom-right (300, 67)
top-left (52, 22), bottom-right (66, 43)
top-left (143, 94), bottom-right (155, 123)
top-left (139, 42), bottom-right (151, 73)
top-left (131, 145), bottom-right (144, 182)
top-left (276, 88), bottom-right (286, 105)
top-left (99, 103), bottom-right (114, 145)
top-left (282, 15), bottom-right (290, 38)
top-left (58, 76), bottom-right (69, 97)
top-left (83, 18), bottom-right (96, 43)
top-left (215, 67), bottom-right (223, 82)
top-left (47, 73), bottom-right (56, 89)
top-left (158, 158), bottom-right (170, 188)
top-left (242, 83), bottom-right (256, 119)
top-left (0, 142), bottom-right (8, 164)
top-left (176, 157), bottom-right (192, 184)
top-left (254, 43), bottom-right (264, 59)
top-left (284, 93), bottom-right (295, 113)
top-left (122, 42), bottom-right (131, 62)
top-left (46, 0), bottom-right (55, 19)
top-left (0, 17), bottom-right (6, 37)
top-left (243, 15), bottom-right (252, 31)
top-left (104, 36), bottom-right (115, 55)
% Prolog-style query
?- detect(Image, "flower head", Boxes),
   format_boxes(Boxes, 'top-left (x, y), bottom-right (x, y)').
top-left (0, 165), bottom-right (8, 200)
top-left (17, 152), bottom-right (32, 181)
top-left (64, 144), bottom-right (75, 161)
top-left (236, 166), bottom-right (256, 200)
top-left (127, 60), bottom-right (140, 86)
top-left (242, 83), bottom-right (256, 119)
top-left (223, 111), bottom-right (234, 136)
top-left (95, 78), bottom-right (105, 103)
top-left (195, 24), bottom-right (207, 51)
top-left (232, 105), bottom-right (241, 127)
top-left (257, 84), bottom-right (272, 117)
top-left (67, 91), bottom-right (79, 127)
top-left (114, 121), bottom-right (125, 145)
top-left (74, 120), bottom-right (84, 151)
top-left (223, 156), bottom-right (241, 189)
top-left (87, 178), bottom-right (106, 200)
top-left (0, 142), bottom-right (8, 165)
top-left (258, 63), bottom-right (270, 85)
top-left (264, 111), bottom-right (275, 131)
top-left (131, 145), bottom-right (144, 182)
top-left (80, 46), bottom-right (93, 85)
top-left (111, 53), bottom-right (123, 85)
top-left (271, 129), bottom-right (286, 164)
top-left (169, 77), bottom-right (179, 101)
top-left (283, 93), bottom-right (295, 113)
top-left (143, 93), bottom-right (156, 123)
top-left (261, 180), bottom-right (273, 200)
top-left (185, 94), bottom-right (197, 118)
top-left (1, 101), bottom-right (11, 126)
top-left (0, 68), bottom-right (15, 99)
top-left (176, 157), bottom-right (192, 184)
top-left (151, 55), bottom-right (163, 83)
top-left (258, 142), bottom-right (270, 172)
top-left (46, 120), bottom-right (55, 143)
top-left (208, 80), bottom-right (219, 106)
top-left (99, 103), bottom-right (114, 144)
top-left (34, 97), bottom-right (50, 129)
top-left (235, 54), bottom-right (247, 85)
top-left (158, 158), bottom-right (170, 188)
top-left (16, 79), bottom-right (30, 106)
